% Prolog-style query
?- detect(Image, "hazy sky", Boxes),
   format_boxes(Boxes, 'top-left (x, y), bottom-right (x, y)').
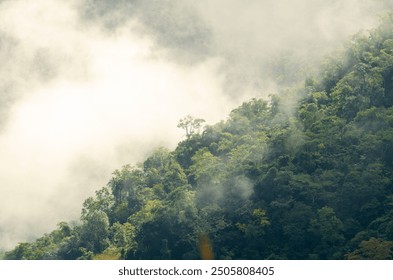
top-left (0, 0), bottom-right (390, 249)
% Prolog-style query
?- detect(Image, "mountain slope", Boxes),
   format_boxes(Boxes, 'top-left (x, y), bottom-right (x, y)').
top-left (4, 15), bottom-right (393, 260)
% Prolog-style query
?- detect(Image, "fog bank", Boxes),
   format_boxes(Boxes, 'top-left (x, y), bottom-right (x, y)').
top-left (0, 0), bottom-right (390, 249)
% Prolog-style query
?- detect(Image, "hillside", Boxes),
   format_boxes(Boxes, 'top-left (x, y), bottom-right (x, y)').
top-left (3, 15), bottom-right (393, 260)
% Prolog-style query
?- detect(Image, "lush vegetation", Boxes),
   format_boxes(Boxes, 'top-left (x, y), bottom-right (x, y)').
top-left (4, 15), bottom-right (393, 260)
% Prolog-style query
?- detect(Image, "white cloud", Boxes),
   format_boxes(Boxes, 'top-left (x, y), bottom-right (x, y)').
top-left (0, 0), bottom-right (231, 249)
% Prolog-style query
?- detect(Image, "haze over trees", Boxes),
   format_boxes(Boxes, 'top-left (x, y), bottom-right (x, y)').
top-left (3, 12), bottom-right (393, 261)
top-left (2, 0), bottom-right (393, 251)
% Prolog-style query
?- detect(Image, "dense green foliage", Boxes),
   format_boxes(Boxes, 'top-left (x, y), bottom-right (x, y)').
top-left (4, 15), bottom-right (393, 260)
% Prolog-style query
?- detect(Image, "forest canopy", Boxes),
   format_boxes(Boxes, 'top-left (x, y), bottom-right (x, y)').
top-left (3, 14), bottom-right (393, 260)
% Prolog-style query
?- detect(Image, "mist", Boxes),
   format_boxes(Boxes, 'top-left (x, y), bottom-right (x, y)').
top-left (0, 0), bottom-right (390, 250)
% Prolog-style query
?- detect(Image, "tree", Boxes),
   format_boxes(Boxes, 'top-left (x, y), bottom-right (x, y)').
top-left (309, 207), bottom-right (345, 258)
top-left (346, 238), bottom-right (393, 259)
top-left (111, 222), bottom-right (137, 259)
top-left (80, 210), bottom-right (110, 254)
top-left (177, 115), bottom-right (205, 137)
top-left (81, 187), bottom-right (114, 220)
